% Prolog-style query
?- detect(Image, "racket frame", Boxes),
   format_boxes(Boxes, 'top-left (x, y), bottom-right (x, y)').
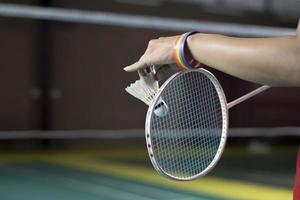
top-left (145, 68), bottom-right (229, 181)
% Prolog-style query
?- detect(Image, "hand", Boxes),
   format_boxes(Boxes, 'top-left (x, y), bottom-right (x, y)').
top-left (123, 36), bottom-right (179, 72)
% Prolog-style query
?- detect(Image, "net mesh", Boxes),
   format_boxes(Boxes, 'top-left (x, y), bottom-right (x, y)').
top-left (149, 70), bottom-right (225, 179)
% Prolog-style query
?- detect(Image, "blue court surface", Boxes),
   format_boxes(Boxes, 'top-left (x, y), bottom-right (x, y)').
top-left (0, 141), bottom-right (296, 200)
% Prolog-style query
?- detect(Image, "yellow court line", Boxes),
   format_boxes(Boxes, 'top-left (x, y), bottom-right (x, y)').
top-left (0, 151), bottom-right (293, 200)
top-left (46, 156), bottom-right (292, 200)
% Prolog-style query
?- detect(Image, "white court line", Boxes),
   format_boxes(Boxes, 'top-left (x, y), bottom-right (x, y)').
top-left (0, 3), bottom-right (295, 37)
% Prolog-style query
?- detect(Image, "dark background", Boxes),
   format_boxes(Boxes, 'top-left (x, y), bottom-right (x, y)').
top-left (0, 3), bottom-right (298, 199)
top-left (0, 0), bottom-right (299, 131)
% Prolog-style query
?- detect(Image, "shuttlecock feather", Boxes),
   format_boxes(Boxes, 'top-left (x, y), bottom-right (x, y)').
top-left (125, 67), bottom-right (178, 117)
top-left (125, 71), bottom-right (158, 105)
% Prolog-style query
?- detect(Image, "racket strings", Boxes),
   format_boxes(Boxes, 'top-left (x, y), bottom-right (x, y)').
top-left (150, 71), bottom-right (224, 179)
top-left (157, 85), bottom-right (218, 128)
top-left (155, 79), bottom-right (196, 171)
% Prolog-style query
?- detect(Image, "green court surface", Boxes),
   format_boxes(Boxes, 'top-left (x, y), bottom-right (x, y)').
top-left (0, 144), bottom-right (296, 200)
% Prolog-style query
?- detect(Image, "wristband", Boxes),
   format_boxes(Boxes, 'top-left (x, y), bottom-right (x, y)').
top-left (174, 32), bottom-right (201, 70)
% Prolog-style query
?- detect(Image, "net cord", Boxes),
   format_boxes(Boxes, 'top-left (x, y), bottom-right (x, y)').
top-left (0, 3), bottom-right (296, 37)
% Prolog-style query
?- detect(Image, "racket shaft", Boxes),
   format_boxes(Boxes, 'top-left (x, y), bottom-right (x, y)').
top-left (227, 85), bottom-right (271, 109)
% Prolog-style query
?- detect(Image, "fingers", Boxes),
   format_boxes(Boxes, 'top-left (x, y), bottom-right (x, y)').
top-left (124, 57), bottom-right (153, 72)
top-left (124, 36), bottom-right (176, 72)
top-left (123, 61), bottom-right (144, 72)
top-left (124, 47), bottom-right (150, 72)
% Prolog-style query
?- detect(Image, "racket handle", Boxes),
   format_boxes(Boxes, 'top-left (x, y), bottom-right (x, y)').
top-left (227, 85), bottom-right (271, 109)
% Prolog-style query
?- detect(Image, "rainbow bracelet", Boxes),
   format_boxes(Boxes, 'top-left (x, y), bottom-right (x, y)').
top-left (174, 32), bottom-right (201, 70)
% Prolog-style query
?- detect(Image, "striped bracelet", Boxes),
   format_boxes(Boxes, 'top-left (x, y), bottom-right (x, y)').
top-left (173, 32), bottom-right (201, 70)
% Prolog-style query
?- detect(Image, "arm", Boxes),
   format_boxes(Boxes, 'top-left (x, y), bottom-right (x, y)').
top-left (124, 20), bottom-right (300, 87)
top-left (187, 20), bottom-right (300, 86)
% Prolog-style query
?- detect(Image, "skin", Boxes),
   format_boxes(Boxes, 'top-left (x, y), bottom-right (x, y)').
top-left (124, 20), bottom-right (300, 87)
top-left (124, 20), bottom-right (300, 199)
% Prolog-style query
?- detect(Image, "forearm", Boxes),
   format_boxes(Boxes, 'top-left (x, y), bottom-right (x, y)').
top-left (187, 33), bottom-right (300, 86)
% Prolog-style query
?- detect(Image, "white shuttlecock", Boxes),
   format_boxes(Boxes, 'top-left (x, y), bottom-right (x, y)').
top-left (125, 71), bottom-right (158, 105)
top-left (153, 98), bottom-right (169, 117)
top-left (125, 70), bottom-right (169, 117)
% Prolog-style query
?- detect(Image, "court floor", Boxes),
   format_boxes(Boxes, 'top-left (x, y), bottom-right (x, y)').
top-left (0, 141), bottom-right (296, 200)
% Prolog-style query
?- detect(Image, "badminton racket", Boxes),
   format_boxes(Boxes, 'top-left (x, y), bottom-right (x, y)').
top-left (145, 68), bottom-right (270, 180)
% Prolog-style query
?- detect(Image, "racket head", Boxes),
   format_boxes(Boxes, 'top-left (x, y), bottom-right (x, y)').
top-left (145, 68), bottom-right (228, 181)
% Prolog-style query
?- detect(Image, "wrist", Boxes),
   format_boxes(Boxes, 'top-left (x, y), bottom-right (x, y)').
top-left (186, 33), bottom-right (201, 58)
top-left (173, 32), bottom-right (201, 70)
top-left (186, 33), bottom-right (198, 49)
